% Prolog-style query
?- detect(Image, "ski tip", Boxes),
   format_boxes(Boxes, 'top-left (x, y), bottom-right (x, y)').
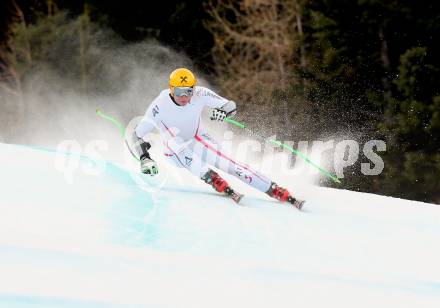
top-left (224, 187), bottom-right (244, 204)
top-left (232, 193), bottom-right (244, 204)
top-left (295, 200), bottom-right (305, 210)
top-left (287, 196), bottom-right (305, 210)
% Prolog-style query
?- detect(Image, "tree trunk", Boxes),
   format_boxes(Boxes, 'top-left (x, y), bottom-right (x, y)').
top-left (295, 1), bottom-right (308, 90)
top-left (379, 25), bottom-right (391, 99)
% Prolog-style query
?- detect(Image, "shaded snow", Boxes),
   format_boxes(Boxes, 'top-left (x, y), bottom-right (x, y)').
top-left (0, 143), bottom-right (439, 308)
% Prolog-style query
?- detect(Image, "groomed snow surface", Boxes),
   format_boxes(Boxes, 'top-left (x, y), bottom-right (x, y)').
top-left (0, 142), bottom-right (439, 308)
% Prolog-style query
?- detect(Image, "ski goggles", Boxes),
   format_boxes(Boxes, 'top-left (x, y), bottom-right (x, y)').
top-left (173, 86), bottom-right (194, 97)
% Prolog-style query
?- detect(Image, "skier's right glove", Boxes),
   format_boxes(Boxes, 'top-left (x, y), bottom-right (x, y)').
top-left (210, 108), bottom-right (227, 122)
top-left (210, 100), bottom-right (237, 122)
top-left (140, 156), bottom-right (158, 175)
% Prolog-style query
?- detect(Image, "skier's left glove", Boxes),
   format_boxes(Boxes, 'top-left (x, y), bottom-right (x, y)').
top-left (140, 155), bottom-right (158, 175)
top-left (210, 100), bottom-right (237, 122)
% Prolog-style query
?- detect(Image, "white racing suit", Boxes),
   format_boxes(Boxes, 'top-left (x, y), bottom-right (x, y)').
top-left (132, 86), bottom-right (272, 193)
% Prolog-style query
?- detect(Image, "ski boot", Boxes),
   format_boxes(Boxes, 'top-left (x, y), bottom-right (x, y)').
top-left (266, 182), bottom-right (305, 210)
top-left (201, 169), bottom-right (243, 203)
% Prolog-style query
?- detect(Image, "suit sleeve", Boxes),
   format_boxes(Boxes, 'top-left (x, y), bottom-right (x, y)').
top-left (128, 100), bottom-right (161, 160)
top-left (196, 86), bottom-right (230, 109)
top-left (196, 86), bottom-right (237, 117)
top-left (135, 101), bottom-right (161, 139)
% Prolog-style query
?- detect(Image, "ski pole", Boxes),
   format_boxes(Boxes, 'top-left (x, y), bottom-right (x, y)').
top-left (224, 117), bottom-right (341, 184)
top-left (96, 109), bottom-right (140, 161)
top-left (96, 109), bottom-right (126, 137)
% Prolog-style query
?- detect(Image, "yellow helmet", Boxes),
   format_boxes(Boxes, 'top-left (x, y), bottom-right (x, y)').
top-left (169, 68), bottom-right (196, 96)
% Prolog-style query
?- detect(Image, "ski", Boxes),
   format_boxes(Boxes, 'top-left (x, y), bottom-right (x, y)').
top-left (224, 187), bottom-right (244, 204)
top-left (287, 196), bottom-right (305, 210)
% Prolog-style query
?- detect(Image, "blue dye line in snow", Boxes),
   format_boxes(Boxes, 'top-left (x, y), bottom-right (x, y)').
top-left (0, 294), bottom-right (118, 308)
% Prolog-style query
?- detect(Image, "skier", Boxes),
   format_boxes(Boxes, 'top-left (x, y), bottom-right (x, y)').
top-left (130, 68), bottom-right (304, 209)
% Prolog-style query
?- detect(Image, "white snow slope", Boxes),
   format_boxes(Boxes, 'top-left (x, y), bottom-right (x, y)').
top-left (0, 142), bottom-right (439, 308)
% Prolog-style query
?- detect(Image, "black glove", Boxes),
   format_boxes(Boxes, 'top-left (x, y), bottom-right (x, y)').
top-left (210, 108), bottom-right (228, 122)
